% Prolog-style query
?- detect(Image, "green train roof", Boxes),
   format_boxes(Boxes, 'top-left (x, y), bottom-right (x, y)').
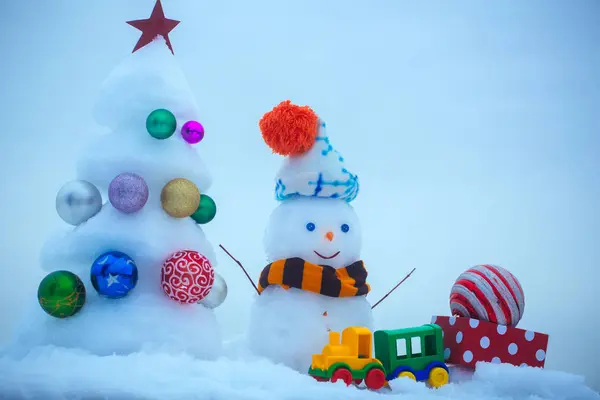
top-left (374, 324), bottom-right (442, 338)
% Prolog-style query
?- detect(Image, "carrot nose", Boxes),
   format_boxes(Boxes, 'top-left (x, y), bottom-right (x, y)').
top-left (325, 231), bottom-right (334, 241)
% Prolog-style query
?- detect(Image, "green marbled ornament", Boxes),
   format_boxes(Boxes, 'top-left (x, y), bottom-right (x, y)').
top-left (146, 109), bottom-right (177, 139)
top-left (191, 194), bottom-right (217, 224)
top-left (37, 270), bottom-right (86, 318)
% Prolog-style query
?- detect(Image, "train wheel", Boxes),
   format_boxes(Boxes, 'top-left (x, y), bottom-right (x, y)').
top-left (398, 371), bottom-right (416, 380)
top-left (428, 367), bottom-right (449, 388)
top-left (331, 368), bottom-right (353, 386)
top-left (365, 368), bottom-right (386, 390)
top-left (312, 376), bottom-right (327, 382)
top-left (353, 379), bottom-right (363, 385)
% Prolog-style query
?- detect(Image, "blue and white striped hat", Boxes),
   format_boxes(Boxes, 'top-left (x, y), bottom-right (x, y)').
top-left (273, 120), bottom-right (359, 202)
top-left (259, 100), bottom-right (359, 203)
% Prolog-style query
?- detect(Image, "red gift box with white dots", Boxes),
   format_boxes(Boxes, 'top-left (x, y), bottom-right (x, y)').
top-left (431, 316), bottom-right (549, 369)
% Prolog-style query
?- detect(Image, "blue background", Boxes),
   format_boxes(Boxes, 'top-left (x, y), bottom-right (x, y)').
top-left (1, 0), bottom-right (598, 391)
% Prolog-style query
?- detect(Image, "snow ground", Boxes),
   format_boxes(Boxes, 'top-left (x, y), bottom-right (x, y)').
top-left (0, 346), bottom-right (598, 400)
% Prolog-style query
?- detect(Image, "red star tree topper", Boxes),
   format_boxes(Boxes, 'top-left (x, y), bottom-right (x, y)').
top-left (127, 0), bottom-right (180, 55)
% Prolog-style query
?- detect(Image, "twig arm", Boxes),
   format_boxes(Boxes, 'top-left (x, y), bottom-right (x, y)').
top-left (371, 268), bottom-right (416, 309)
top-left (219, 244), bottom-right (260, 295)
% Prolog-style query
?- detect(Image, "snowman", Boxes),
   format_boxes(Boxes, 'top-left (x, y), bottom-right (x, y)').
top-left (247, 100), bottom-right (374, 372)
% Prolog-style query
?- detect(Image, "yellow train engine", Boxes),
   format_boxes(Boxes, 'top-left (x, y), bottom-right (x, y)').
top-left (309, 324), bottom-right (449, 390)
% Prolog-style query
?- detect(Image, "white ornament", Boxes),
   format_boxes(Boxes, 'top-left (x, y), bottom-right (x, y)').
top-left (198, 273), bottom-right (227, 309)
top-left (56, 180), bottom-right (102, 225)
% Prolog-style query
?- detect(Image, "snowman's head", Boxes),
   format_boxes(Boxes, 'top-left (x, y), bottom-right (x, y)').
top-left (264, 197), bottom-right (362, 269)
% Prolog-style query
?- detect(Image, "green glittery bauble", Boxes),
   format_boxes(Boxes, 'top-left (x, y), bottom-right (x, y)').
top-left (37, 270), bottom-right (86, 318)
top-left (191, 194), bottom-right (217, 224)
top-left (146, 109), bottom-right (177, 139)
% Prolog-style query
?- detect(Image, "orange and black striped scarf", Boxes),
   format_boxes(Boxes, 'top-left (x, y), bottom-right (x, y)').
top-left (258, 258), bottom-right (370, 298)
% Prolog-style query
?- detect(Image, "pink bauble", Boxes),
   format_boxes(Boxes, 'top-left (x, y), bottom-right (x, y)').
top-left (449, 264), bottom-right (525, 326)
top-left (181, 120), bottom-right (205, 144)
top-left (161, 250), bottom-right (215, 304)
top-left (108, 173), bottom-right (148, 214)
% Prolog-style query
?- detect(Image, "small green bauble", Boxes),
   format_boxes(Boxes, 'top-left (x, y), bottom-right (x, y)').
top-left (191, 194), bottom-right (217, 224)
top-left (146, 109), bottom-right (177, 139)
top-left (37, 270), bottom-right (86, 318)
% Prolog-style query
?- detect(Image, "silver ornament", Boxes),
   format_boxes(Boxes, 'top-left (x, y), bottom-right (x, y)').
top-left (199, 273), bottom-right (227, 309)
top-left (56, 180), bottom-right (103, 225)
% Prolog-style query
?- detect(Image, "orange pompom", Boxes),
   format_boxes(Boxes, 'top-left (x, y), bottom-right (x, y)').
top-left (259, 100), bottom-right (319, 156)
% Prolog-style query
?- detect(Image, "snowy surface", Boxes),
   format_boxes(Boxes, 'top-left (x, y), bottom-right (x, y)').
top-left (40, 203), bottom-right (217, 277)
top-left (79, 38), bottom-right (212, 194)
top-left (10, 202), bottom-right (223, 357)
top-left (93, 37), bottom-right (202, 133)
top-left (248, 286), bottom-right (327, 372)
top-left (7, 291), bottom-right (222, 360)
top-left (0, 349), bottom-right (598, 400)
top-left (77, 126), bottom-right (212, 195)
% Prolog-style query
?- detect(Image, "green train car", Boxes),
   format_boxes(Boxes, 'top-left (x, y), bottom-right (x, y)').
top-left (309, 324), bottom-right (449, 389)
top-left (375, 324), bottom-right (449, 386)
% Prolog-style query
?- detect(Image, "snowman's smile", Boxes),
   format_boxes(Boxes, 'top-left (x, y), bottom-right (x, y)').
top-left (314, 250), bottom-right (340, 260)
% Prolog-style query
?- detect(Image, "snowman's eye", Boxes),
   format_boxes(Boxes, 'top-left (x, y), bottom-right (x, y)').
top-left (341, 224), bottom-right (350, 233)
top-left (306, 222), bottom-right (316, 232)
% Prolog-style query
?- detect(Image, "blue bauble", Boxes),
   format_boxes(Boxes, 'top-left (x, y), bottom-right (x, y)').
top-left (90, 251), bottom-right (138, 299)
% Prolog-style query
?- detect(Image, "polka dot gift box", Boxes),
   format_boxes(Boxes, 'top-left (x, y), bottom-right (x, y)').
top-left (431, 315), bottom-right (549, 369)
top-left (432, 265), bottom-right (549, 369)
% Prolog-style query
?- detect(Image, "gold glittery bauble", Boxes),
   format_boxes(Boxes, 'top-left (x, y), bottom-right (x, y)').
top-left (161, 178), bottom-right (201, 218)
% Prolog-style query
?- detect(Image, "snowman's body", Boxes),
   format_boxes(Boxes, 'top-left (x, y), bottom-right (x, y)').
top-left (248, 197), bottom-right (373, 372)
top-left (247, 101), bottom-right (374, 372)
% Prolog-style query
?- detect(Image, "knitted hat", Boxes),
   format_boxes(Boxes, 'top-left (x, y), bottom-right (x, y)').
top-left (259, 101), bottom-right (359, 202)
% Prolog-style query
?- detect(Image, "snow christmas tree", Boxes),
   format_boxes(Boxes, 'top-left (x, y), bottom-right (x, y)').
top-left (10, 0), bottom-right (226, 358)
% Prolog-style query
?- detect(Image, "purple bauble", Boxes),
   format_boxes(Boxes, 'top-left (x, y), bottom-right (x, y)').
top-left (181, 120), bottom-right (205, 144)
top-left (108, 173), bottom-right (149, 214)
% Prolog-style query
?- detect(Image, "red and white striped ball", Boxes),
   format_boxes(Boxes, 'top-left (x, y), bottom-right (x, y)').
top-left (450, 265), bottom-right (525, 327)
top-left (161, 250), bottom-right (215, 304)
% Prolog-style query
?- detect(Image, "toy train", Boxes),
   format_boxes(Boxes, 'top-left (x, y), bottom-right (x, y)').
top-left (308, 324), bottom-right (450, 390)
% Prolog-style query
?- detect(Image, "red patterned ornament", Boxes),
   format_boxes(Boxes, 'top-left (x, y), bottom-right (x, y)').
top-left (161, 250), bottom-right (215, 304)
top-left (450, 264), bottom-right (525, 327)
